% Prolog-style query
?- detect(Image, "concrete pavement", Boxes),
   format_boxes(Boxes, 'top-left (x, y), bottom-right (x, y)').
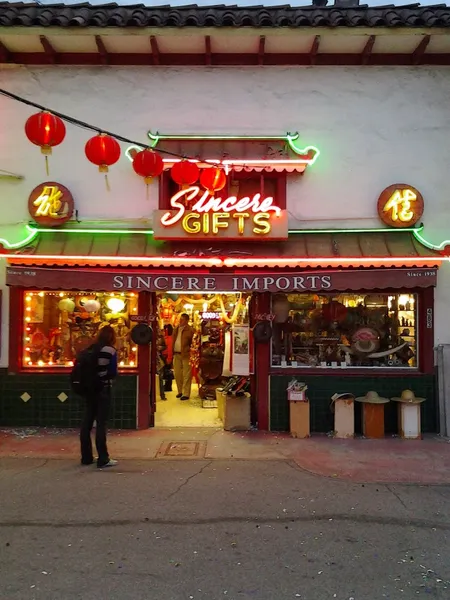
top-left (0, 457), bottom-right (449, 600)
top-left (1, 427), bottom-right (450, 484)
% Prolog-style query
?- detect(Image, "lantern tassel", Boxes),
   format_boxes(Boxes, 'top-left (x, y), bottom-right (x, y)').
top-left (105, 173), bottom-right (110, 192)
top-left (45, 155), bottom-right (50, 176)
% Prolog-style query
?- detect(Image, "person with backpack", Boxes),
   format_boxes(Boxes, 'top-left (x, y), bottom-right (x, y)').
top-left (72, 325), bottom-right (118, 468)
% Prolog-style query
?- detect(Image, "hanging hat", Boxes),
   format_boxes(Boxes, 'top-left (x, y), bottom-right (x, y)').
top-left (391, 389), bottom-right (426, 404)
top-left (355, 390), bottom-right (390, 404)
top-left (131, 323), bottom-right (153, 345)
top-left (253, 321), bottom-right (272, 343)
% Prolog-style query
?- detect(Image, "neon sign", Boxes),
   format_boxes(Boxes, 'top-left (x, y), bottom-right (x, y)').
top-left (153, 186), bottom-right (288, 240)
top-left (377, 184), bottom-right (424, 229)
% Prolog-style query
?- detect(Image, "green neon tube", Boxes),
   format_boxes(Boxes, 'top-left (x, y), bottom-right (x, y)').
top-left (29, 224), bottom-right (423, 236)
top-left (0, 225), bottom-right (38, 249)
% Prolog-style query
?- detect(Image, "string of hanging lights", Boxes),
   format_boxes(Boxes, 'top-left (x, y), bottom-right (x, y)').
top-left (0, 87), bottom-right (227, 192)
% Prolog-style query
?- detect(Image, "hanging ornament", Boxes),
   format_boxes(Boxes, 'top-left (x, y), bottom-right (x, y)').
top-left (171, 160), bottom-right (200, 187)
top-left (58, 298), bottom-right (75, 313)
top-left (25, 111), bottom-right (66, 175)
top-left (200, 167), bottom-right (227, 194)
top-left (85, 133), bottom-right (121, 191)
top-left (132, 149), bottom-right (164, 198)
top-left (83, 299), bottom-right (101, 313)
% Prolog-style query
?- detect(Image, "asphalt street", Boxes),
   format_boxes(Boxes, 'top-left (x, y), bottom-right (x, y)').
top-left (0, 458), bottom-right (449, 600)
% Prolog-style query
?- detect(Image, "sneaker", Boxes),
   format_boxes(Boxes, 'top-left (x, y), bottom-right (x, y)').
top-left (180, 396), bottom-right (189, 401)
top-left (97, 459), bottom-right (118, 469)
top-left (80, 459), bottom-right (94, 466)
top-left (176, 393), bottom-right (183, 398)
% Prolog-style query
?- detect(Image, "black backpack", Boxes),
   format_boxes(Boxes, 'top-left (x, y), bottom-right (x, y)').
top-left (70, 344), bottom-right (104, 396)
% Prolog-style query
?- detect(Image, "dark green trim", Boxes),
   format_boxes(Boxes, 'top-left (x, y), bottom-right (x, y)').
top-left (0, 373), bottom-right (137, 429)
top-left (270, 374), bottom-right (437, 434)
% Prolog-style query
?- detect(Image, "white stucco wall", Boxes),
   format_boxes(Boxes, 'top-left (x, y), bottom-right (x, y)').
top-left (0, 65), bottom-right (450, 365)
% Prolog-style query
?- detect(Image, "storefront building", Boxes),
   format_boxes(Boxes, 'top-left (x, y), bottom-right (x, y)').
top-left (1, 3), bottom-right (450, 433)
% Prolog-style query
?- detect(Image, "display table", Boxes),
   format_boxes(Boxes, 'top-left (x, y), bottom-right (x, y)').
top-left (392, 389), bottom-right (426, 440)
top-left (332, 393), bottom-right (355, 439)
top-left (355, 391), bottom-right (390, 439)
top-left (217, 391), bottom-right (251, 431)
top-left (289, 400), bottom-right (310, 438)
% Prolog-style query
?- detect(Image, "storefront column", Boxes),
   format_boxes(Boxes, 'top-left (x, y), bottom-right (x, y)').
top-left (420, 286), bottom-right (434, 374)
top-left (136, 291), bottom-right (152, 429)
top-left (253, 292), bottom-right (271, 430)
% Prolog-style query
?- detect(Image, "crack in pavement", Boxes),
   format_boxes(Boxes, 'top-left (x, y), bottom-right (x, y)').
top-left (386, 484), bottom-right (409, 510)
top-left (0, 513), bottom-right (449, 530)
top-left (165, 460), bottom-right (213, 500)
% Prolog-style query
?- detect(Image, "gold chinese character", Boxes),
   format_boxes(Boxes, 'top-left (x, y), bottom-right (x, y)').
top-left (383, 189), bottom-right (416, 222)
top-left (33, 186), bottom-right (64, 219)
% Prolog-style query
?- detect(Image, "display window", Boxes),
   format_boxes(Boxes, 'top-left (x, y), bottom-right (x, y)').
top-left (22, 290), bottom-right (139, 368)
top-left (271, 292), bottom-right (418, 369)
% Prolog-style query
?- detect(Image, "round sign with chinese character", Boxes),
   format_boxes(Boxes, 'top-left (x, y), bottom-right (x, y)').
top-left (28, 182), bottom-right (74, 227)
top-left (377, 184), bottom-right (424, 228)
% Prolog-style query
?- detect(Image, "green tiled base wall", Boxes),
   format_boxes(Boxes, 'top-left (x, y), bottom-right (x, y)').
top-left (0, 372), bottom-right (137, 429)
top-left (270, 374), bottom-right (437, 434)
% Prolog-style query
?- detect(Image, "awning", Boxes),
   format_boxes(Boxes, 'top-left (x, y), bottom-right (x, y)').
top-left (6, 265), bottom-right (438, 292)
top-left (2, 230), bottom-right (443, 270)
top-left (126, 132), bottom-right (318, 173)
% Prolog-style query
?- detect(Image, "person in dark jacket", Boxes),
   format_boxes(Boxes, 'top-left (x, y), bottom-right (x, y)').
top-left (80, 325), bottom-right (118, 469)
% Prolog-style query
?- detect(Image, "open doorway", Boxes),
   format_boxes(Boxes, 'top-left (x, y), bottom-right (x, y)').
top-left (154, 292), bottom-right (251, 428)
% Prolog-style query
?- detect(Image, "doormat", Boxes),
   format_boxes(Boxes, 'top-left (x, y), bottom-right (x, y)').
top-left (156, 441), bottom-right (207, 459)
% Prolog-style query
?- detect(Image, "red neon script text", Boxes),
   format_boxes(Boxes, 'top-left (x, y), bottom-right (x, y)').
top-left (161, 186), bottom-right (281, 227)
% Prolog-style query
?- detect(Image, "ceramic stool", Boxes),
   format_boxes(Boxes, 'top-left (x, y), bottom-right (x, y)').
top-left (355, 391), bottom-right (390, 439)
top-left (332, 393), bottom-right (355, 438)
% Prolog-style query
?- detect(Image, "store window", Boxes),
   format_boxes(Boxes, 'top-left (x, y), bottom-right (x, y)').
top-left (271, 293), bottom-right (417, 369)
top-left (23, 291), bottom-right (139, 368)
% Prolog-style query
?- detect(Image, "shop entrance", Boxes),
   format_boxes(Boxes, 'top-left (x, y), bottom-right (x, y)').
top-left (154, 291), bottom-right (250, 428)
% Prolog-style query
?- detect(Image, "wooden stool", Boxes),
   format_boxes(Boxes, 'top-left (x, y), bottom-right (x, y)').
top-left (362, 403), bottom-right (386, 438)
top-left (289, 400), bottom-right (310, 438)
top-left (397, 402), bottom-right (421, 439)
top-left (332, 393), bottom-right (354, 439)
top-left (392, 390), bottom-right (426, 440)
top-left (355, 391), bottom-right (390, 439)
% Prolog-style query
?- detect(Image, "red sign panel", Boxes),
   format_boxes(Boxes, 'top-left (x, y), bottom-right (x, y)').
top-left (28, 182), bottom-right (74, 227)
top-left (377, 184), bottom-right (424, 229)
top-left (6, 266), bottom-right (437, 292)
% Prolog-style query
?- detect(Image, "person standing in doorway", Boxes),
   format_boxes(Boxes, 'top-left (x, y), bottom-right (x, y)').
top-left (172, 313), bottom-right (194, 400)
top-left (79, 325), bottom-right (118, 468)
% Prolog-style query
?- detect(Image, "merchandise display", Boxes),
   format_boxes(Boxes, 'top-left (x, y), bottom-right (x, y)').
top-left (23, 290), bottom-right (138, 368)
top-left (271, 292), bottom-right (417, 368)
top-left (157, 292), bottom-right (250, 409)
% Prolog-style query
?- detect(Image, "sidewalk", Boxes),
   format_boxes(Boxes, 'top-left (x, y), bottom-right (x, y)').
top-left (1, 427), bottom-right (450, 484)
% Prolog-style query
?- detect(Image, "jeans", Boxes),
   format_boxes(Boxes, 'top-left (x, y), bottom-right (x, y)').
top-left (159, 368), bottom-right (166, 399)
top-left (80, 387), bottom-right (111, 466)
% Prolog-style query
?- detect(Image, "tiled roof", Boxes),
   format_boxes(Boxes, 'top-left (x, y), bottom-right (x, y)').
top-left (4, 230), bottom-right (442, 269)
top-left (1, 3), bottom-right (450, 29)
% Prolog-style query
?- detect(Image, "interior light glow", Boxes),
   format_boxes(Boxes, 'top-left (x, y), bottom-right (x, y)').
top-left (106, 297), bottom-right (125, 312)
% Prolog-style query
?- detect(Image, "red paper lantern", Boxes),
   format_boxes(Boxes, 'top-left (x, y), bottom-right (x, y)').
top-left (171, 161), bottom-right (199, 186)
top-left (322, 300), bottom-right (347, 324)
top-left (85, 133), bottom-right (121, 173)
top-left (132, 149), bottom-right (164, 183)
top-left (85, 134), bottom-right (121, 190)
top-left (25, 111), bottom-right (66, 174)
top-left (200, 167), bottom-right (227, 193)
